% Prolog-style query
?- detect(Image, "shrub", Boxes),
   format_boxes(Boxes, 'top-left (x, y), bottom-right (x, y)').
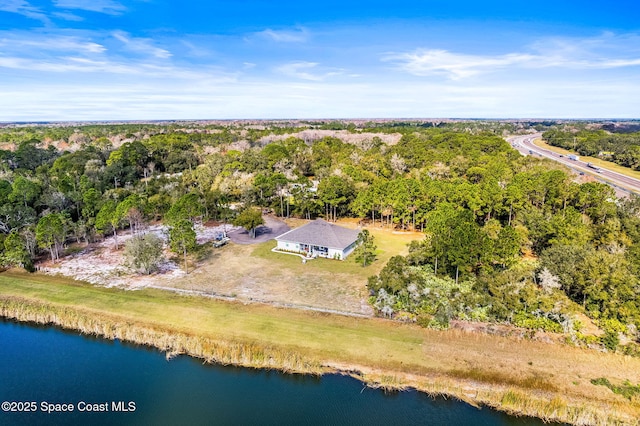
top-left (124, 233), bottom-right (164, 275)
top-left (601, 330), bottom-right (619, 352)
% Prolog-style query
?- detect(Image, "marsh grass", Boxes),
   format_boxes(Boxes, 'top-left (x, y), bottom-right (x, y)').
top-left (500, 391), bottom-right (571, 422)
top-left (448, 368), bottom-right (558, 392)
top-left (0, 295), bottom-right (324, 374)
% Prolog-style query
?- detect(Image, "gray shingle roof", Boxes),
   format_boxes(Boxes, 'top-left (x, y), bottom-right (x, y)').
top-left (275, 219), bottom-right (359, 250)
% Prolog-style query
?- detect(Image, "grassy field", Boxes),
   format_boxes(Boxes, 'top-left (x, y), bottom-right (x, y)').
top-left (253, 224), bottom-right (420, 277)
top-left (533, 138), bottom-right (640, 181)
top-left (1, 270), bottom-right (640, 424)
top-left (151, 221), bottom-right (422, 315)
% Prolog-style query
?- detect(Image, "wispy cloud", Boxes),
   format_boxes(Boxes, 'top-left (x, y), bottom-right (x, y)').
top-left (0, 0), bottom-right (50, 23)
top-left (383, 49), bottom-right (534, 79)
top-left (531, 32), bottom-right (640, 58)
top-left (385, 33), bottom-right (640, 79)
top-left (52, 11), bottom-right (83, 21)
top-left (53, 0), bottom-right (126, 15)
top-left (0, 54), bottom-right (238, 82)
top-left (0, 34), bottom-right (106, 54)
top-left (256, 27), bottom-right (308, 43)
top-left (112, 31), bottom-right (172, 59)
top-left (180, 40), bottom-right (213, 58)
top-left (275, 61), bottom-right (342, 81)
top-left (0, 30), bottom-right (235, 81)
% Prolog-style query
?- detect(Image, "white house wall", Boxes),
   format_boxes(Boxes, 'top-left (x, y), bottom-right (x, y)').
top-left (277, 241), bottom-right (300, 252)
top-left (276, 240), bottom-right (357, 261)
top-left (328, 248), bottom-right (345, 260)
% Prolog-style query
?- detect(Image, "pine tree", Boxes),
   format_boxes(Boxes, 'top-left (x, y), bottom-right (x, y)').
top-left (353, 229), bottom-right (377, 267)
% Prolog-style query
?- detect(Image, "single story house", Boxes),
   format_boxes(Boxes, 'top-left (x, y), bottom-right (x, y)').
top-left (275, 219), bottom-right (360, 260)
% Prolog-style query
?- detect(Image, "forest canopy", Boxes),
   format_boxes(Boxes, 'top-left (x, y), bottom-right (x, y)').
top-left (0, 120), bottom-right (638, 352)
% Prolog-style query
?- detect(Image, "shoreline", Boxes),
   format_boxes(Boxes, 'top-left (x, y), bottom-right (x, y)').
top-left (1, 273), bottom-right (639, 425)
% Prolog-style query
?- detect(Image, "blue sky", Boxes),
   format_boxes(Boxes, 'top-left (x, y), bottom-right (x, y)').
top-left (1, 0), bottom-right (639, 120)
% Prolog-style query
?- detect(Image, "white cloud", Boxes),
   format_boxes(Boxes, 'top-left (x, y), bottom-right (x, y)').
top-left (531, 32), bottom-right (640, 57)
top-left (385, 33), bottom-right (640, 79)
top-left (383, 49), bottom-right (534, 79)
top-left (0, 0), bottom-right (50, 23)
top-left (0, 34), bottom-right (106, 54)
top-left (0, 30), bottom-right (241, 84)
top-left (257, 28), bottom-right (308, 43)
top-left (112, 31), bottom-right (172, 59)
top-left (180, 40), bottom-right (213, 58)
top-left (53, 0), bottom-right (126, 15)
top-left (275, 61), bottom-right (342, 81)
top-left (52, 11), bottom-right (84, 21)
top-left (0, 27), bottom-right (638, 121)
top-left (0, 54), bottom-right (237, 82)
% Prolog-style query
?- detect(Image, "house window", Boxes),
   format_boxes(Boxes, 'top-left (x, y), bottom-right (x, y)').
top-left (312, 246), bottom-right (328, 256)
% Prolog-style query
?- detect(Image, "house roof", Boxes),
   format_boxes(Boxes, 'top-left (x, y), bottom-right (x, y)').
top-left (275, 219), bottom-right (359, 250)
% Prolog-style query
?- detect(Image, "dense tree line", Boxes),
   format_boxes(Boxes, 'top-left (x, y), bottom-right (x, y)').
top-left (544, 128), bottom-right (640, 170)
top-left (0, 122), bottom-right (638, 351)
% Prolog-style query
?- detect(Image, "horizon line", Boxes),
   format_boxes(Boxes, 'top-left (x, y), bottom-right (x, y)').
top-left (2, 117), bottom-right (640, 126)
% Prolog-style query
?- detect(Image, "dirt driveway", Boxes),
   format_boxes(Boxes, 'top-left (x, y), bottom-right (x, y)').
top-left (228, 215), bottom-right (290, 245)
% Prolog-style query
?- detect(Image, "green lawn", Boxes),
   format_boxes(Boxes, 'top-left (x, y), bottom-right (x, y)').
top-left (252, 226), bottom-right (421, 278)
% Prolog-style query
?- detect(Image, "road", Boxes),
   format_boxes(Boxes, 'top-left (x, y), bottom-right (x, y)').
top-left (507, 133), bottom-right (640, 197)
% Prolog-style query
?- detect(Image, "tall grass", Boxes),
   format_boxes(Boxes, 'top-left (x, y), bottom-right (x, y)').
top-left (0, 296), bottom-right (324, 375)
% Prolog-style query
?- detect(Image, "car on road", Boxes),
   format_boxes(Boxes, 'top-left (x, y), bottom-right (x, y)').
top-left (587, 163), bottom-right (601, 172)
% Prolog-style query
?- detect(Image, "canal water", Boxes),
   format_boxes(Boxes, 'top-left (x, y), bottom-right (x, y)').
top-left (0, 320), bottom-right (558, 425)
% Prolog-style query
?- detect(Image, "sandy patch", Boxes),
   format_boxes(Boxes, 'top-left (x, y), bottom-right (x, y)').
top-left (41, 223), bottom-right (240, 289)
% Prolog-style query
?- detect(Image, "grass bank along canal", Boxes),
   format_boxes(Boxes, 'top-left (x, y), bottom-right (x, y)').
top-left (1, 271), bottom-right (639, 424)
top-left (1, 319), bottom-right (558, 426)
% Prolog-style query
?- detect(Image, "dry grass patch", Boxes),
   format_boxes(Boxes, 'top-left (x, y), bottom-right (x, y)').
top-left (448, 367), bottom-right (558, 392)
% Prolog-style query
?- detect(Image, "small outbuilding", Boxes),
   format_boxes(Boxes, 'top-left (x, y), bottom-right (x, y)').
top-left (275, 219), bottom-right (359, 260)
